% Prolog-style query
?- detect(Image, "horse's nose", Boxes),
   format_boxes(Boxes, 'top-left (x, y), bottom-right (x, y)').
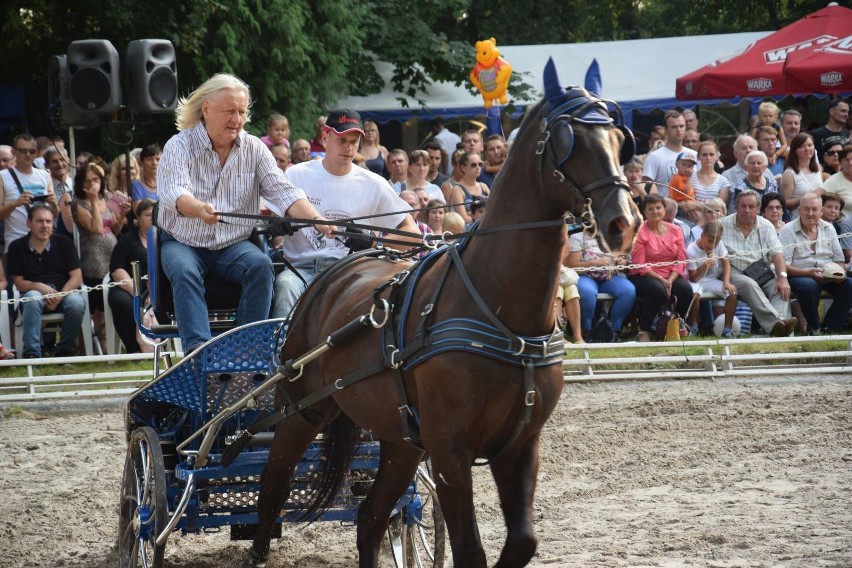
top-left (598, 191), bottom-right (640, 253)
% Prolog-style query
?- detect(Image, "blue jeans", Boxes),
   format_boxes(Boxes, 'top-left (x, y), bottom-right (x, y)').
top-left (788, 275), bottom-right (852, 331)
top-left (271, 256), bottom-right (339, 319)
top-left (160, 233), bottom-right (273, 351)
top-left (576, 275), bottom-right (636, 331)
top-left (21, 289), bottom-right (86, 357)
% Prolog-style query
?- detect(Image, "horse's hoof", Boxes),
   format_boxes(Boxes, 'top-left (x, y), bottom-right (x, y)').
top-left (243, 547), bottom-right (269, 568)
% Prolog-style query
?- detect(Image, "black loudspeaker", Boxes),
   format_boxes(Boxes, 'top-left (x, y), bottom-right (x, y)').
top-left (47, 55), bottom-right (101, 129)
top-left (126, 39), bottom-right (178, 114)
top-left (67, 39), bottom-right (122, 115)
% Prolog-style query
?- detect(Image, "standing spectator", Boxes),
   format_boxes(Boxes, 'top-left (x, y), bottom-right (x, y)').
top-left (461, 130), bottom-right (488, 186)
top-left (107, 154), bottom-right (140, 200)
top-left (720, 189), bottom-right (797, 337)
top-left (624, 156), bottom-right (648, 212)
top-left (780, 133), bottom-right (824, 220)
top-left (481, 134), bottom-right (506, 186)
top-left (682, 109), bottom-right (698, 132)
top-left (820, 137), bottom-right (845, 180)
top-left (260, 113), bottom-right (290, 149)
top-left (291, 139), bottom-right (312, 165)
top-left (628, 195), bottom-right (696, 341)
top-left (682, 129), bottom-right (701, 152)
top-left (0, 262), bottom-right (12, 357)
top-left (33, 136), bottom-right (52, 169)
top-left (440, 149), bottom-right (466, 204)
top-left (359, 120), bottom-right (388, 177)
top-left (809, 99), bottom-right (850, 162)
top-left (71, 163), bottom-right (130, 351)
top-left (75, 151), bottom-right (93, 171)
top-left (108, 198), bottom-right (157, 353)
top-left (778, 192), bottom-right (852, 333)
top-left (0, 134), bottom-right (57, 252)
top-left (422, 141), bottom-right (450, 188)
top-left (270, 144), bottom-right (290, 172)
top-left (756, 125), bottom-right (784, 178)
top-left (750, 101), bottom-right (788, 159)
top-left (7, 203), bottom-right (85, 358)
top-left (780, 110), bottom-right (802, 151)
top-left (669, 150), bottom-right (701, 222)
top-left (760, 193), bottom-right (787, 233)
top-left (429, 117), bottom-right (461, 175)
top-left (566, 231), bottom-right (635, 342)
top-left (131, 144), bottom-right (162, 209)
top-left (642, 110), bottom-right (686, 197)
top-left (44, 146), bottom-right (74, 236)
top-left (692, 140), bottom-right (731, 204)
top-left (822, 145), bottom-right (852, 217)
top-left (387, 149), bottom-right (409, 193)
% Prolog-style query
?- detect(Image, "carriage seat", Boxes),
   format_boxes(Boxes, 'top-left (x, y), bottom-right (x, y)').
top-left (146, 227), bottom-right (260, 336)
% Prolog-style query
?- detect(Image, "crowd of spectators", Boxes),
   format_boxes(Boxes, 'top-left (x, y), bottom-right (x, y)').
top-left (1, 95), bottom-right (849, 357)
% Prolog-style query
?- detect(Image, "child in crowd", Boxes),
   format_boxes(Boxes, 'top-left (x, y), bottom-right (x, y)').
top-left (442, 211), bottom-right (466, 234)
top-left (750, 101), bottom-right (787, 159)
top-left (686, 222), bottom-right (738, 338)
top-left (260, 113), bottom-right (291, 149)
top-left (670, 151), bottom-right (702, 223)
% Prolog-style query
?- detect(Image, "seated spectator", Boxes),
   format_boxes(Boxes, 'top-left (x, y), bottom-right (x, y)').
top-left (821, 193), bottom-right (852, 264)
top-left (628, 195), bottom-right (696, 341)
top-left (780, 132), bottom-right (824, 220)
top-left (555, 253), bottom-right (583, 344)
top-left (108, 198), bottom-right (157, 353)
top-left (760, 193), bottom-right (788, 233)
top-left (566, 230), bottom-right (635, 342)
top-left (130, 144), bottom-right (161, 210)
top-left (0, 263), bottom-right (13, 358)
top-left (820, 137), bottom-right (845, 181)
top-left (732, 150), bottom-right (779, 206)
top-left (688, 197), bottom-right (727, 243)
top-left (399, 189), bottom-right (432, 237)
top-left (308, 115), bottom-right (327, 159)
top-left (270, 144), bottom-right (291, 172)
top-left (107, 153), bottom-right (140, 234)
top-left (822, 145), bottom-right (852, 217)
top-left (693, 140), bottom-right (731, 204)
top-left (260, 113), bottom-right (290, 149)
top-left (442, 211), bottom-right (465, 234)
top-left (623, 156), bottom-right (648, 212)
top-left (779, 192), bottom-right (852, 334)
top-left (290, 139), bottom-right (311, 165)
top-left (425, 199), bottom-right (446, 234)
top-left (664, 197), bottom-right (692, 245)
top-left (720, 189), bottom-right (797, 336)
top-left (469, 196), bottom-right (487, 224)
top-left (7, 203), bottom-right (86, 358)
top-left (406, 150), bottom-right (443, 202)
top-left (686, 222), bottom-right (738, 337)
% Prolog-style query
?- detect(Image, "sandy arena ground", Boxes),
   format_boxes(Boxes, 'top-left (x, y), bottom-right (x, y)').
top-left (1, 376), bottom-right (850, 567)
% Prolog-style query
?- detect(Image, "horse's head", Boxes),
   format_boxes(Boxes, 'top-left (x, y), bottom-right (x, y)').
top-left (513, 58), bottom-right (641, 253)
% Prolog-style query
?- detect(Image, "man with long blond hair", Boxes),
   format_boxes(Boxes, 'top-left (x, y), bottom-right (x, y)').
top-left (157, 73), bottom-right (332, 352)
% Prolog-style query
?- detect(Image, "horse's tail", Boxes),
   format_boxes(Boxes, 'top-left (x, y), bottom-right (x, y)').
top-left (300, 413), bottom-right (361, 522)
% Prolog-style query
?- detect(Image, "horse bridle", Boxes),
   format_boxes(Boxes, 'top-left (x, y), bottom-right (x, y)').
top-left (535, 88), bottom-right (635, 235)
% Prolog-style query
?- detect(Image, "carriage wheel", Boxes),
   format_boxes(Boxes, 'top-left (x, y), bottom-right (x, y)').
top-left (388, 461), bottom-right (446, 568)
top-left (118, 426), bottom-right (168, 568)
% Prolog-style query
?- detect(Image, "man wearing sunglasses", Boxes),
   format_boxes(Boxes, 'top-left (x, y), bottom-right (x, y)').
top-left (823, 145), bottom-right (852, 218)
top-left (0, 134), bottom-right (57, 252)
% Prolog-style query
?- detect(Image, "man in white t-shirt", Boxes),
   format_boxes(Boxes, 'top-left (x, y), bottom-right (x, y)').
top-left (0, 134), bottom-right (57, 252)
top-left (642, 110), bottom-right (686, 198)
top-left (272, 109), bottom-right (420, 318)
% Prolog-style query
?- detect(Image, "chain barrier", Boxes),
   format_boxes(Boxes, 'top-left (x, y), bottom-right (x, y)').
top-left (0, 275), bottom-right (147, 306)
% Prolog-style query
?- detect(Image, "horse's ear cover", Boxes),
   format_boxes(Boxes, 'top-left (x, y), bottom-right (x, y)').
top-left (543, 57), bottom-right (563, 108)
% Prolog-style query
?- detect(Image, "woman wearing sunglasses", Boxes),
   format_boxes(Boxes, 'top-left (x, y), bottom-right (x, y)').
top-left (444, 151), bottom-right (490, 224)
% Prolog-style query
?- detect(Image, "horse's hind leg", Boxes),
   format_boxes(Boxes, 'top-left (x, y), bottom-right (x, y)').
top-left (490, 434), bottom-right (543, 568)
top-left (245, 416), bottom-right (326, 568)
top-left (356, 441), bottom-right (423, 568)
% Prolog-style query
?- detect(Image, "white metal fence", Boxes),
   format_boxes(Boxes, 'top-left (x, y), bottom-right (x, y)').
top-left (0, 336), bottom-right (850, 403)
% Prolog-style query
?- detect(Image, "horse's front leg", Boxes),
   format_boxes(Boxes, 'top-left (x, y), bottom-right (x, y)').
top-left (355, 441), bottom-right (424, 567)
top-left (245, 417), bottom-right (325, 568)
top-left (428, 445), bottom-right (488, 568)
top-left (489, 432), bottom-right (544, 568)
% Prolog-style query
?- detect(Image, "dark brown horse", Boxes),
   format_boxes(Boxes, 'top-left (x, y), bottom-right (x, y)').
top-left (246, 59), bottom-right (641, 567)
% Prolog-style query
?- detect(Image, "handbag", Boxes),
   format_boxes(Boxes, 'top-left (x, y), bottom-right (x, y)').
top-left (741, 226), bottom-right (774, 287)
top-left (743, 259), bottom-right (774, 287)
top-left (580, 240), bottom-right (610, 281)
top-left (655, 295), bottom-right (688, 341)
top-left (590, 304), bottom-right (618, 343)
top-left (559, 266), bottom-right (579, 287)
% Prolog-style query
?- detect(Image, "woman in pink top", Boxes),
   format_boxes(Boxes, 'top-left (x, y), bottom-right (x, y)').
top-left (628, 194), bottom-right (696, 341)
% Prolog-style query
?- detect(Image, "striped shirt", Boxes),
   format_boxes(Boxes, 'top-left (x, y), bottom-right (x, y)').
top-left (157, 123), bottom-right (306, 250)
top-left (719, 213), bottom-right (782, 272)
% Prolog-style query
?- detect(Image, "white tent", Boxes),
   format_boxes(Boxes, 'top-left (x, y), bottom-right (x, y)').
top-left (339, 31), bottom-right (771, 126)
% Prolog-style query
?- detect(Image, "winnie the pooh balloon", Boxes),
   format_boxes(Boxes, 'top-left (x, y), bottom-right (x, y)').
top-left (470, 37), bottom-right (512, 109)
